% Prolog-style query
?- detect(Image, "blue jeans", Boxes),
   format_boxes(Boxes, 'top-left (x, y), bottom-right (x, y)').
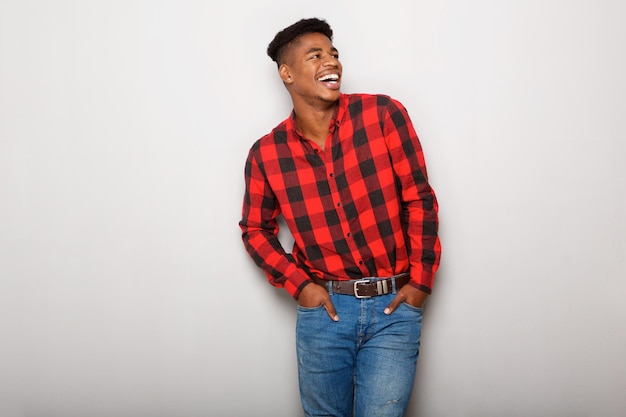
top-left (296, 290), bottom-right (423, 417)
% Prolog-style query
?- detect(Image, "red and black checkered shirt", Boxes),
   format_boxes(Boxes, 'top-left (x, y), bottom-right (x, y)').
top-left (240, 93), bottom-right (441, 299)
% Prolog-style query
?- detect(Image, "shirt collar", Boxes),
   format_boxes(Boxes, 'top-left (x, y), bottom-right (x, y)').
top-left (288, 94), bottom-right (348, 139)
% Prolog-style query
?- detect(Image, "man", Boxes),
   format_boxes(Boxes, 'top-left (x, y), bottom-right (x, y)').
top-left (240, 17), bottom-right (441, 417)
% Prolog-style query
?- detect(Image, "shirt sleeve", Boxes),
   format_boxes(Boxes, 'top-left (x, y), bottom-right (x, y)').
top-left (239, 144), bottom-right (312, 299)
top-left (383, 98), bottom-right (441, 293)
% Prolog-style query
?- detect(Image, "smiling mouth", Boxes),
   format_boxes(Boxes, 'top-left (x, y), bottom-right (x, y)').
top-left (317, 73), bottom-right (340, 83)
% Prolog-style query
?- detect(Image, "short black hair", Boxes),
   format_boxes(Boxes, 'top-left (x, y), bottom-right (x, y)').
top-left (267, 18), bottom-right (333, 66)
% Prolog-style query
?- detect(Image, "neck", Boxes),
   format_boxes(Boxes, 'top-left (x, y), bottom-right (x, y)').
top-left (292, 96), bottom-right (339, 148)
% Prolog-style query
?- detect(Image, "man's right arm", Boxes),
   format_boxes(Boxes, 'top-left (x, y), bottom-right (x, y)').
top-left (239, 147), bottom-right (312, 299)
top-left (239, 146), bottom-right (339, 321)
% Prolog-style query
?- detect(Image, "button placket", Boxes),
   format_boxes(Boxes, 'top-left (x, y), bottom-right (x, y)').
top-left (324, 124), bottom-right (369, 276)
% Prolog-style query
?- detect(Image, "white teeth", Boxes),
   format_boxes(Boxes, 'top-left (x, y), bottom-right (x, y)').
top-left (318, 74), bottom-right (339, 82)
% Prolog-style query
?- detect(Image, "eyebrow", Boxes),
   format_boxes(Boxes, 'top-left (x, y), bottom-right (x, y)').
top-left (305, 47), bottom-right (339, 55)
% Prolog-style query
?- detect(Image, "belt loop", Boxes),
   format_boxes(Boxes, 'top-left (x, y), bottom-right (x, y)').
top-left (327, 280), bottom-right (334, 296)
top-left (391, 277), bottom-right (398, 294)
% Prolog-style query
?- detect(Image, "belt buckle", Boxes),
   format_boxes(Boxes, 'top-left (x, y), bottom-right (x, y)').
top-left (353, 279), bottom-right (371, 298)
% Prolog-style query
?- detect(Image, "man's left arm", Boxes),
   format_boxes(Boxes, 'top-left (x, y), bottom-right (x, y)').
top-left (381, 98), bottom-right (441, 313)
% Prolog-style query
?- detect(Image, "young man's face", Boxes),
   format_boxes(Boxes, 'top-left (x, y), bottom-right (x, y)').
top-left (281, 32), bottom-right (342, 105)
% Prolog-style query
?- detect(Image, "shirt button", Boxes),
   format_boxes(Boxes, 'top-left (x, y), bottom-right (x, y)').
top-left (337, 202), bottom-right (341, 207)
top-left (329, 173), bottom-right (334, 177)
top-left (347, 232), bottom-right (351, 237)
top-left (358, 260), bottom-right (364, 265)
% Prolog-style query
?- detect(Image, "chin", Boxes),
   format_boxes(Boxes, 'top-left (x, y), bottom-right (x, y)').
top-left (321, 90), bottom-right (341, 102)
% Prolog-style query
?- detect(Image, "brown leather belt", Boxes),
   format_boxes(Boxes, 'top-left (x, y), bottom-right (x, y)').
top-left (311, 273), bottom-right (410, 298)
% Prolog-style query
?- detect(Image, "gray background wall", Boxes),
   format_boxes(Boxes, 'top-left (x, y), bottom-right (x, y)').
top-left (1, 1), bottom-right (625, 416)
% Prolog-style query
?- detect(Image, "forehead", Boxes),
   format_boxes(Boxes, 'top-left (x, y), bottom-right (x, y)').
top-left (293, 32), bottom-right (333, 50)
top-left (289, 32), bottom-right (335, 55)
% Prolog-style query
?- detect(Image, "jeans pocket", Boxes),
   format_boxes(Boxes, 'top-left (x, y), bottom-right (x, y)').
top-left (400, 301), bottom-right (424, 313)
top-left (297, 304), bottom-right (326, 313)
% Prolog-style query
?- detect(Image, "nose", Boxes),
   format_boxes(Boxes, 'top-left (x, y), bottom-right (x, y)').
top-left (323, 54), bottom-right (339, 67)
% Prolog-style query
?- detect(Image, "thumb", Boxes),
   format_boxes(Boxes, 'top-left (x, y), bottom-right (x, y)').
top-left (324, 300), bottom-right (339, 322)
top-left (384, 295), bottom-right (403, 315)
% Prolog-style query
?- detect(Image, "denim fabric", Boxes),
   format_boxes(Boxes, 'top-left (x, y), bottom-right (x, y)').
top-left (296, 291), bottom-right (423, 417)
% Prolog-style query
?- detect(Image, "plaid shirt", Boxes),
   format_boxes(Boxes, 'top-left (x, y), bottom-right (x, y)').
top-left (240, 93), bottom-right (441, 299)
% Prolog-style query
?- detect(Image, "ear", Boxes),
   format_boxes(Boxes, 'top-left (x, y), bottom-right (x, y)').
top-left (279, 64), bottom-right (293, 84)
